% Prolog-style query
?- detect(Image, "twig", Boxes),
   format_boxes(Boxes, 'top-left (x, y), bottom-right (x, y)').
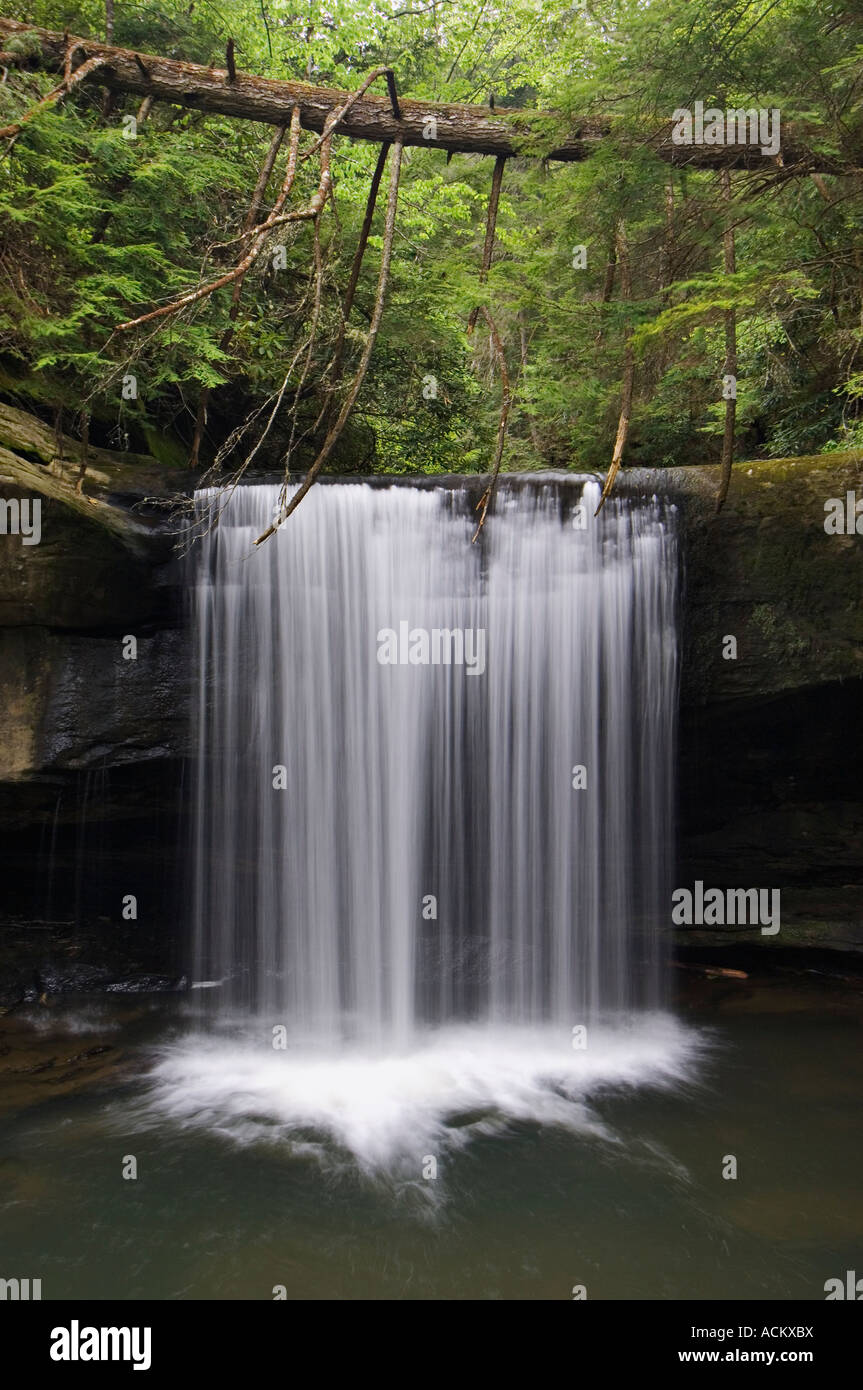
top-left (467, 154), bottom-right (506, 333)
top-left (300, 67), bottom-right (399, 165)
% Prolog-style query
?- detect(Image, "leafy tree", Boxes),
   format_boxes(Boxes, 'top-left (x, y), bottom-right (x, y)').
top-left (0, 0), bottom-right (860, 483)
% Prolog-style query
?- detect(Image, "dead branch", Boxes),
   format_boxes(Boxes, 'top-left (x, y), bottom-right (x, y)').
top-left (715, 167), bottom-right (737, 513)
top-left (467, 153), bottom-right (506, 333)
top-left (313, 139), bottom-right (392, 437)
top-left (385, 71), bottom-right (401, 121)
top-left (300, 67), bottom-right (403, 165)
top-left (253, 140), bottom-right (404, 545)
top-left (595, 222), bottom-right (634, 516)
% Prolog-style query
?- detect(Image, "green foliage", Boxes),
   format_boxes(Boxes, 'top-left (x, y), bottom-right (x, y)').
top-left (0, 0), bottom-right (861, 473)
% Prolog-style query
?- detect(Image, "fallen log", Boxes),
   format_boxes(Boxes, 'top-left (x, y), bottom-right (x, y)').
top-left (0, 17), bottom-right (842, 170)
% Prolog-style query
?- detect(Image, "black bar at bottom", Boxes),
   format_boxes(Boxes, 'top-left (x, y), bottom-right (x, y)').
top-left (1, 1299), bottom-right (858, 1375)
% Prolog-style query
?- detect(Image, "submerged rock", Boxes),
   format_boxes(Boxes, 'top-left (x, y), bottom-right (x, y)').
top-left (104, 974), bottom-right (188, 995)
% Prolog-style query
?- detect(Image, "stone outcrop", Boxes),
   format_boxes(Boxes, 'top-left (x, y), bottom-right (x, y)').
top-left (661, 451), bottom-right (863, 706)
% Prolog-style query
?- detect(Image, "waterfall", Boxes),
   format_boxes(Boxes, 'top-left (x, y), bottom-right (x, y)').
top-left (189, 479), bottom-right (677, 1048)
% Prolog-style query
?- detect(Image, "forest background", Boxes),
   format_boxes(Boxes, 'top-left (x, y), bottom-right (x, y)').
top-left (1, 0), bottom-right (861, 482)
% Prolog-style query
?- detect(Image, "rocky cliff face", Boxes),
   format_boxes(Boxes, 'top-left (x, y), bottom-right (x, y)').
top-left (0, 404), bottom-right (189, 786)
top-left (665, 452), bottom-right (863, 705)
top-left (663, 452), bottom-right (863, 954)
top-left (0, 403), bottom-right (861, 992)
top-left (0, 406), bottom-right (190, 998)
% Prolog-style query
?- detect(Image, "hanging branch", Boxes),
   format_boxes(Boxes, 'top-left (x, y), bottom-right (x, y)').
top-left (595, 221), bottom-right (634, 516)
top-left (115, 106), bottom-right (303, 333)
top-left (715, 167), bottom-right (737, 512)
top-left (467, 154), bottom-right (506, 333)
top-left (311, 139), bottom-right (392, 439)
top-left (471, 306), bottom-right (511, 542)
top-left (253, 139), bottom-right (404, 545)
top-left (190, 122), bottom-right (288, 468)
top-left (334, 142), bottom-right (391, 362)
top-left (0, 18), bottom-right (836, 170)
top-left (240, 182), bottom-right (327, 478)
top-left (116, 66), bottom-right (394, 340)
top-left (0, 47), bottom-right (107, 139)
top-left (465, 156), bottom-right (511, 540)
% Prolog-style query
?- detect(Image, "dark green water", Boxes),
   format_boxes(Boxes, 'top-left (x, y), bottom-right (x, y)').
top-left (1, 975), bottom-right (860, 1300)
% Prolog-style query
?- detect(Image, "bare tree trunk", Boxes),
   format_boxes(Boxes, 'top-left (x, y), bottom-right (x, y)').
top-left (105, 1), bottom-right (114, 45)
top-left (468, 154), bottom-right (505, 332)
top-left (471, 306), bottom-right (511, 541)
top-left (317, 139), bottom-right (392, 426)
top-left (596, 223), bottom-right (633, 515)
top-left (715, 167), bottom-right (737, 513)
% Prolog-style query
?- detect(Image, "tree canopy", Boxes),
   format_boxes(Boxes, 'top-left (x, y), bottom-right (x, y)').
top-left (1, 0), bottom-right (861, 489)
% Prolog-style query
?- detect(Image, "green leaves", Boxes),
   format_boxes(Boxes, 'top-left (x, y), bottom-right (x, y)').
top-left (1, 0), bottom-right (861, 470)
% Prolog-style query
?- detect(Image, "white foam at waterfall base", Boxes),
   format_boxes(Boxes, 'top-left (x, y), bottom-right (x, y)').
top-left (145, 1014), bottom-right (703, 1176)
